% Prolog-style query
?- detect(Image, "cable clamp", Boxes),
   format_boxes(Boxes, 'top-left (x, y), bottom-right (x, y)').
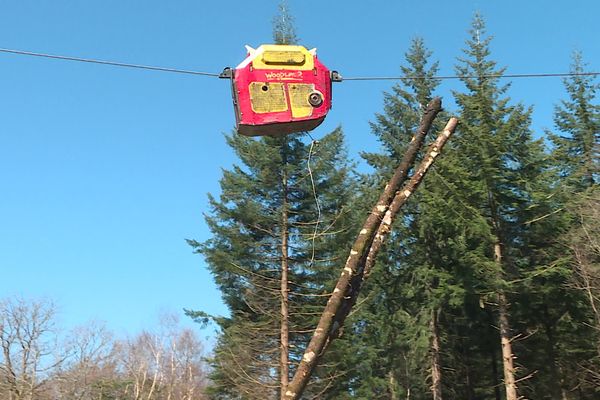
top-left (331, 71), bottom-right (343, 82)
top-left (219, 67), bottom-right (233, 79)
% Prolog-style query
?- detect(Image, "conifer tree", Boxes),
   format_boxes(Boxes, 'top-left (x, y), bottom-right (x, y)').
top-left (188, 130), bottom-right (355, 399)
top-left (549, 52), bottom-right (599, 190)
top-left (359, 36), bottom-right (505, 400)
top-left (532, 52), bottom-right (600, 397)
top-left (452, 14), bottom-right (544, 400)
top-left (355, 38), bottom-right (454, 399)
top-left (362, 38), bottom-right (442, 176)
top-left (272, 0), bottom-right (297, 46)
top-left (493, 51), bottom-right (600, 400)
top-left (187, 4), bottom-right (357, 399)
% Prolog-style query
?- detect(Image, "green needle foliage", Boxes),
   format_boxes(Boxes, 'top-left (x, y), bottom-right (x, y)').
top-left (451, 15), bottom-right (545, 399)
top-left (187, 4), bottom-right (360, 397)
top-left (548, 52), bottom-right (599, 190)
top-left (186, 10), bottom-right (599, 400)
top-left (187, 130), bottom-right (357, 399)
top-left (532, 51), bottom-right (600, 396)
top-left (352, 37), bottom-right (449, 399)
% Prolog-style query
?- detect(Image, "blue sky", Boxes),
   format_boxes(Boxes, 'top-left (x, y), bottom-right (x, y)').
top-left (0, 1), bottom-right (598, 340)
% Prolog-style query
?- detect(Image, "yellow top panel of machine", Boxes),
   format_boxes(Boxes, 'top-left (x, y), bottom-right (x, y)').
top-left (251, 45), bottom-right (315, 71)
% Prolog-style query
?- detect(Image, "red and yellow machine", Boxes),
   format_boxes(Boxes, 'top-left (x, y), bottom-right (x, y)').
top-left (221, 45), bottom-right (339, 137)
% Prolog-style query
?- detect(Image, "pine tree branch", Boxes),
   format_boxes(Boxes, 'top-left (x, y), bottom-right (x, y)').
top-left (283, 98), bottom-right (456, 400)
top-left (228, 262), bottom-right (282, 284)
top-left (522, 208), bottom-right (565, 225)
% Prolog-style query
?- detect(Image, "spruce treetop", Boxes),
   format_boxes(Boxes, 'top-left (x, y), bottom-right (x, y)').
top-left (401, 37), bottom-right (440, 107)
top-left (456, 13), bottom-right (509, 100)
top-left (550, 51), bottom-right (599, 188)
top-left (272, 0), bottom-right (298, 45)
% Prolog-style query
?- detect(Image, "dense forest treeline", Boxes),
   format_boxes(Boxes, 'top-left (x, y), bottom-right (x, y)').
top-left (188, 7), bottom-right (599, 400)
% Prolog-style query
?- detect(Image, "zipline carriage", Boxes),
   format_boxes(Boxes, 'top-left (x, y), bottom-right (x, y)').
top-left (221, 44), bottom-right (338, 137)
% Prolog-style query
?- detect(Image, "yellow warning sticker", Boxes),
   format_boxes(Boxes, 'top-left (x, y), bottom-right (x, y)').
top-left (262, 50), bottom-right (306, 65)
top-left (249, 82), bottom-right (288, 114)
top-left (289, 83), bottom-right (314, 118)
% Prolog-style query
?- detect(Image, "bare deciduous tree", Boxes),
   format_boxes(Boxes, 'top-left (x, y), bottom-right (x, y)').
top-left (0, 297), bottom-right (65, 400)
top-left (52, 321), bottom-right (119, 400)
top-left (565, 191), bottom-right (600, 389)
top-left (568, 192), bottom-right (600, 329)
top-left (118, 313), bottom-right (207, 400)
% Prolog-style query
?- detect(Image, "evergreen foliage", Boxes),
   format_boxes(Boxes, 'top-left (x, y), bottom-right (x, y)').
top-left (534, 51), bottom-right (600, 397)
top-left (187, 130), bottom-right (357, 399)
top-left (189, 10), bottom-right (600, 400)
top-left (353, 37), bottom-right (447, 399)
top-left (548, 52), bottom-right (600, 190)
top-left (272, 0), bottom-right (298, 46)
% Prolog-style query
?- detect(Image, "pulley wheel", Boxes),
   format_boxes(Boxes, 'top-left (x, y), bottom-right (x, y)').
top-left (308, 92), bottom-right (323, 107)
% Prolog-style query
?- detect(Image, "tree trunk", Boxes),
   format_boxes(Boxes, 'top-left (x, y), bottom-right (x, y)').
top-left (280, 141), bottom-right (290, 399)
top-left (388, 371), bottom-right (398, 400)
top-left (498, 291), bottom-right (517, 400)
top-left (430, 308), bottom-right (443, 400)
top-left (282, 108), bottom-right (457, 400)
top-left (486, 309), bottom-right (502, 400)
top-left (490, 216), bottom-right (519, 400)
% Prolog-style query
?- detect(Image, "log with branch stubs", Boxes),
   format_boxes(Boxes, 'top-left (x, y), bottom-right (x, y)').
top-left (283, 97), bottom-right (458, 400)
